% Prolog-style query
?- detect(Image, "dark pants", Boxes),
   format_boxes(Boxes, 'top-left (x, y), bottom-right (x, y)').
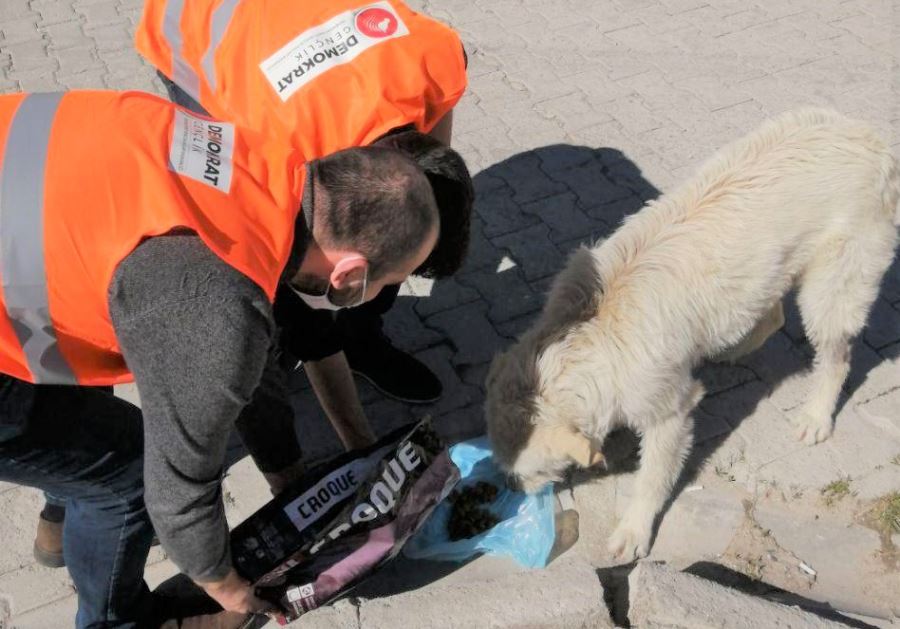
top-left (0, 376), bottom-right (155, 628)
top-left (337, 283), bottom-right (398, 343)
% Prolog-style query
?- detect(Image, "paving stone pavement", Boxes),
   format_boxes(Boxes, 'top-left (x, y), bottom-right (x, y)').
top-left (2, 0), bottom-right (900, 626)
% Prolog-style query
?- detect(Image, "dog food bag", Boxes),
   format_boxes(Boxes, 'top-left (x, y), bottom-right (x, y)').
top-left (230, 418), bottom-right (458, 621)
top-left (404, 437), bottom-right (556, 569)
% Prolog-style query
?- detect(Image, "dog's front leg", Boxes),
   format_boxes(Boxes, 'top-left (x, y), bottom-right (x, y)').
top-left (607, 385), bottom-right (700, 561)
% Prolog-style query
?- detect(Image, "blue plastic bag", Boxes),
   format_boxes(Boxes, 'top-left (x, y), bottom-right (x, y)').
top-left (403, 437), bottom-right (556, 569)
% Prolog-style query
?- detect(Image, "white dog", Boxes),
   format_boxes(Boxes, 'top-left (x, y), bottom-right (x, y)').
top-left (485, 108), bottom-right (900, 561)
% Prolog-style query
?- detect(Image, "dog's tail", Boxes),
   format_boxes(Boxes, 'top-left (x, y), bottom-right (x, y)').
top-left (880, 150), bottom-right (900, 227)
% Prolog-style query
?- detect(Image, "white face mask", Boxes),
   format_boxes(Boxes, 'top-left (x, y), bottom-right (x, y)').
top-left (289, 266), bottom-right (368, 311)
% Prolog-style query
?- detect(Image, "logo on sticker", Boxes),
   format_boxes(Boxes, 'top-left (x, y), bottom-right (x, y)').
top-left (260, 1), bottom-right (409, 102)
top-left (355, 7), bottom-right (398, 37)
top-left (299, 584), bottom-right (315, 598)
top-left (168, 109), bottom-right (235, 193)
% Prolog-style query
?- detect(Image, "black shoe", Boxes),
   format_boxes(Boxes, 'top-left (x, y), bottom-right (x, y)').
top-left (344, 334), bottom-right (442, 404)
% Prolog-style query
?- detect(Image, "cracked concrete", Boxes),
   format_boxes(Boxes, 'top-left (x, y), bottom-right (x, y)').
top-left (2, 0), bottom-right (900, 626)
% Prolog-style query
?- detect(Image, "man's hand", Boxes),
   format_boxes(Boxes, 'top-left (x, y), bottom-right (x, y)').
top-left (263, 459), bottom-right (307, 496)
top-left (342, 428), bottom-right (377, 451)
top-left (263, 421), bottom-right (376, 496)
top-left (199, 568), bottom-right (271, 615)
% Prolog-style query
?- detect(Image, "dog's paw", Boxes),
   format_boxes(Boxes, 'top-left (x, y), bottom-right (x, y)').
top-left (607, 517), bottom-right (652, 562)
top-left (792, 411), bottom-right (834, 445)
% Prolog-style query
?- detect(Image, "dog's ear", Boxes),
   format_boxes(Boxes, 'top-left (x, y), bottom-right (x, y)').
top-left (546, 426), bottom-right (604, 468)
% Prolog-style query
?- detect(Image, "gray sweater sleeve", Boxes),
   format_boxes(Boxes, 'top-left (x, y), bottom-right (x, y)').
top-left (108, 234), bottom-right (300, 582)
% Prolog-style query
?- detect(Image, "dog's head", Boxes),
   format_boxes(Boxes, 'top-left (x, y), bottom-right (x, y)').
top-left (486, 340), bottom-right (605, 494)
top-left (508, 422), bottom-right (605, 494)
top-left (486, 245), bottom-right (607, 493)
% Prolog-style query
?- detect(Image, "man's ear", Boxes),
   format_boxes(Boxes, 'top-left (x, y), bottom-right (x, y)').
top-left (545, 425), bottom-right (604, 469)
top-left (329, 255), bottom-right (368, 289)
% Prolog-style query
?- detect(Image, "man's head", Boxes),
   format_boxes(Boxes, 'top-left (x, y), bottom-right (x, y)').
top-left (290, 146), bottom-right (439, 308)
top-left (372, 129), bottom-right (474, 278)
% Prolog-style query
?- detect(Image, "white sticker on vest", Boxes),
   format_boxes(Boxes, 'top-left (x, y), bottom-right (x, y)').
top-left (168, 109), bottom-right (235, 193)
top-left (259, 1), bottom-right (409, 103)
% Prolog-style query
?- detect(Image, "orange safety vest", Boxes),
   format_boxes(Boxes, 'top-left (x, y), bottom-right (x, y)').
top-left (0, 91), bottom-right (304, 386)
top-left (135, 0), bottom-right (467, 159)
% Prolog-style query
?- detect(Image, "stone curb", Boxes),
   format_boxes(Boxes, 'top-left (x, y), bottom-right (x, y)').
top-left (294, 558), bottom-right (612, 629)
top-left (628, 561), bottom-right (855, 628)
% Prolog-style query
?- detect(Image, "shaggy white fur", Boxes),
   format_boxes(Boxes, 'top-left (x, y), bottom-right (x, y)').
top-left (486, 108), bottom-right (900, 561)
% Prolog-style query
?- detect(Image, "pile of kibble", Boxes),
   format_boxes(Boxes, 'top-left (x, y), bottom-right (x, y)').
top-left (447, 481), bottom-right (501, 540)
top-left (413, 420), bottom-right (443, 456)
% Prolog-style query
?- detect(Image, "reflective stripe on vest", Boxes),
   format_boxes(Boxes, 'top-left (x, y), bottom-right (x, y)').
top-left (163, 0), bottom-right (201, 101)
top-left (0, 93), bottom-right (78, 385)
top-left (201, 0), bottom-right (243, 90)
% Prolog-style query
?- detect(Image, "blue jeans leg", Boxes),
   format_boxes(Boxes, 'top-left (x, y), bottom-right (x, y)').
top-left (0, 379), bottom-right (155, 629)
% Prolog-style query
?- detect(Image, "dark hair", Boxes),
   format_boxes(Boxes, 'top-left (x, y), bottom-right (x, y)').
top-left (312, 146), bottom-right (438, 279)
top-left (373, 129), bottom-right (474, 278)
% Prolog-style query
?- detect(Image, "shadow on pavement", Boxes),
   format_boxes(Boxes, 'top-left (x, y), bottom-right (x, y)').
top-left (594, 561), bottom-right (881, 629)
top-left (684, 561), bottom-right (881, 629)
